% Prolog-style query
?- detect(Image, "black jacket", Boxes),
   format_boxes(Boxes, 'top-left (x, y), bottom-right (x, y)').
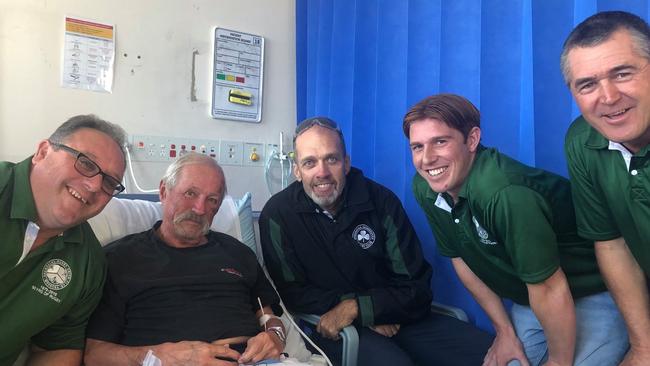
top-left (259, 167), bottom-right (432, 326)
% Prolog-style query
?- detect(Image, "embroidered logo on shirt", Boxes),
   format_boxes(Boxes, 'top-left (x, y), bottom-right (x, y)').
top-left (472, 216), bottom-right (497, 245)
top-left (220, 268), bottom-right (243, 278)
top-left (42, 259), bottom-right (72, 290)
top-left (352, 224), bottom-right (376, 249)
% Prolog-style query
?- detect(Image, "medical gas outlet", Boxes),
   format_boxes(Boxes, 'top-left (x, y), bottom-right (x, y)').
top-left (130, 135), bottom-right (267, 168)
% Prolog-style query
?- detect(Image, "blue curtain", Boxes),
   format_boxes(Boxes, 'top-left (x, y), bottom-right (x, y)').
top-left (295, 0), bottom-right (650, 332)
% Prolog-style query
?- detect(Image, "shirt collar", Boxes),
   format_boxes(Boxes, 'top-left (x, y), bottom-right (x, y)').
top-left (608, 141), bottom-right (633, 170)
top-left (434, 193), bottom-right (453, 213)
top-left (11, 156), bottom-right (83, 244)
top-left (10, 157), bottom-right (39, 221)
top-left (584, 123), bottom-right (649, 169)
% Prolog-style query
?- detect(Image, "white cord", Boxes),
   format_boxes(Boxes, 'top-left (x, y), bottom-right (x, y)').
top-left (124, 143), bottom-right (159, 193)
top-left (278, 300), bottom-right (334, 366)
top-left (260, 265), bottom-right (333, 366)
top-left (264, 147), bottom-right (277, 195)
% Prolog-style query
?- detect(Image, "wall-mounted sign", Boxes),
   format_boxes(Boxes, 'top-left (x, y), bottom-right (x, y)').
top-left (61, 16), bottom-right (115, 93)
top-left (211, 28), bottom-right (264, 123)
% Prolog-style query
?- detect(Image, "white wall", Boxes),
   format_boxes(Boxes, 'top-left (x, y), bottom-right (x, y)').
top-left (0, 0), bottom-right (296, 210)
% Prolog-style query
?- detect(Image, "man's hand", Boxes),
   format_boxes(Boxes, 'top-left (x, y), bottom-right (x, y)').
top-left (317, 299), bottom-right (358, 340)
top-left (482, 330), bottom-right (529, 366)
top-left (369, 324), bottom-right (401, 337)
top-left (238, 331), bottom-right (283, 364)
top-left (156, 341), bottom-right (241, 366)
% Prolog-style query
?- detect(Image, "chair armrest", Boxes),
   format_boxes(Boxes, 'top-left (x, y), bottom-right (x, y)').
top-left (431, 301), bottom-right (469, 322)
top-left (293, 313), bottom-right (359, 366)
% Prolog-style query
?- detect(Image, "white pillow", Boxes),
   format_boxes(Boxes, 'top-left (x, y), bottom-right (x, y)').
top-left (88, 195), bottom-right (243, 246)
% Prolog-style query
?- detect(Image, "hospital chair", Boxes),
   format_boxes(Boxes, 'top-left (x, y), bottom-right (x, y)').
top-left (292, 300), bottom-right (468, 366)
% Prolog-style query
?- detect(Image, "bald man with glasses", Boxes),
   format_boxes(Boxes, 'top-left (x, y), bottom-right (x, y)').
top-left (0, 115), bottom-right (127, 366)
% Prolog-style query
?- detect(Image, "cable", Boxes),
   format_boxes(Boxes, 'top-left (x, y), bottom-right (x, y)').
top-left (123, 143), bottom-right (159, 193)
top-left (264, 147), bottom-right (278, 195)
top-left (277, 300), bottom-right (333, 366)
top-left (259, 265), bottom-right (333, 366)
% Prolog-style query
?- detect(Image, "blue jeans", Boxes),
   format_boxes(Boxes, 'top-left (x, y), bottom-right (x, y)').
top-left (508, 291), bottom-right (628, 366)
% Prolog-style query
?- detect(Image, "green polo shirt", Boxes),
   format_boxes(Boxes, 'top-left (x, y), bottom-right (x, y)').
top-left (413, 146), bottom-right (605, 305)
top-left (0, 158), bottom-right (106, 365)
top-left (565, 116), bottom-right (650, 274)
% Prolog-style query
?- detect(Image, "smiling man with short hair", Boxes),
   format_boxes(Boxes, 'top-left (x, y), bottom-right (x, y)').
top-left (0, 115), bottom-right (127, 365)
top-left (260, 116), bottom-right (492, 366)
top-left (406, 94), bottom-right (628, 366)
top-left (562, 10), bottom-right (650, 366)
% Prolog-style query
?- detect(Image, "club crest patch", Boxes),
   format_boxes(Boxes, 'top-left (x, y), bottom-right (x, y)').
top-left (352, 224), bottom-right (376, 249)
top-left (472, 216), bottom-right (497, 245)
top-left (42, 259), bottom-right (72, 290)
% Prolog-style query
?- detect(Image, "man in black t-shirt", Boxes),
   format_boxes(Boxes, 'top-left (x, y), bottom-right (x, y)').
top-left (85, 153), bottom-right (285, 366)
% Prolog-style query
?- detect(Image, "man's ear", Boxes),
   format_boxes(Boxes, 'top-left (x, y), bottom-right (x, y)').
top-left (467, 127), bottom-right (481, 152)
top-left (31, 140), bottom-right (51, 164)
top-left (158, 181), bottom-right (167, 201)
top-left (292, 161), bottom-right (302, 182)
top-left (344, 155), bottom-right (351, 175)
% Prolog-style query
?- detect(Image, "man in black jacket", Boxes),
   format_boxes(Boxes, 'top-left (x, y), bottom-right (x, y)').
top-left (259, 116), bottom-right (492, 366)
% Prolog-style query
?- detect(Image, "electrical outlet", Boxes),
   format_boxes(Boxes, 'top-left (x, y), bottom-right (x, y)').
top-left (219, 140), bottom-right (243, 166)
top-left (129, 135), bottom-right (221, 162)
top-left (243, 142), bottom-right (265, 167)
top-left (129, 135), bottom-right (173, 162)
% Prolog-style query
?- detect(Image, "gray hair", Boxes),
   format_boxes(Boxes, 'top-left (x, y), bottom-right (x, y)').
top-left (161, 152), bottom-right (227, 198)
top-left (560, 11), bottom-right (650, 84)
top-left (49, 114), bottom-right (127, 163)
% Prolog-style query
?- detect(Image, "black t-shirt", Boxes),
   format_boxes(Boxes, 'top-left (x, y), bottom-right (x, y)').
top-left (87, 222), bottom-right (279, 346)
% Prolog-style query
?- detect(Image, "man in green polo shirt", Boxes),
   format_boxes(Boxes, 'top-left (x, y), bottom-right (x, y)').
top-left (561, 11), bottom-right (650, 366)
top-left (404, 94), bottom-right (628, 366)
top-left (0, 115), bottom-right (126, 365)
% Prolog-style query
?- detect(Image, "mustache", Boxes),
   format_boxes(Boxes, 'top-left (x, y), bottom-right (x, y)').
top-left (174, 211), bottom-right (209, 226)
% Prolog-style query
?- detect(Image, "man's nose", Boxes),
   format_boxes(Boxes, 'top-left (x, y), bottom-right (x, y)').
top-left (192, 199), bottom-right (207, 215)
top-left (422, 145), bottom-right (438, 164)
top-left (599, 79), bottom-right (622, 105)
top-left (315, 161), bottom-right (331, 177)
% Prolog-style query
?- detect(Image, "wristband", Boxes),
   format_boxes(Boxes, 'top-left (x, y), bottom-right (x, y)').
top-left (266, 326), bottom-right (287, 345)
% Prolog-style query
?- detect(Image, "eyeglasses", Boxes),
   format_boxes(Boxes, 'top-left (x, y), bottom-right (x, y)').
top-left (49, 141), bottom-right (125, 196)
top-left (294, 117), bottom-right (341, 137)
top-left (572, 62), bottom-right (650, 95)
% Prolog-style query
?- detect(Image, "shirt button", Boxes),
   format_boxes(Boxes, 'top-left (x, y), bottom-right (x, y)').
top-left (631, 169), bottom-right (638, 176)
top-left (454, 219), bottom-right (460, 224)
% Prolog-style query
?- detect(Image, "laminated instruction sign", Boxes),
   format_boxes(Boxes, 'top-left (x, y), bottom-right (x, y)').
top-left (211, 28), bottom-right (264, 123)
top-left (61, 16), bottom-right (115, 93)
